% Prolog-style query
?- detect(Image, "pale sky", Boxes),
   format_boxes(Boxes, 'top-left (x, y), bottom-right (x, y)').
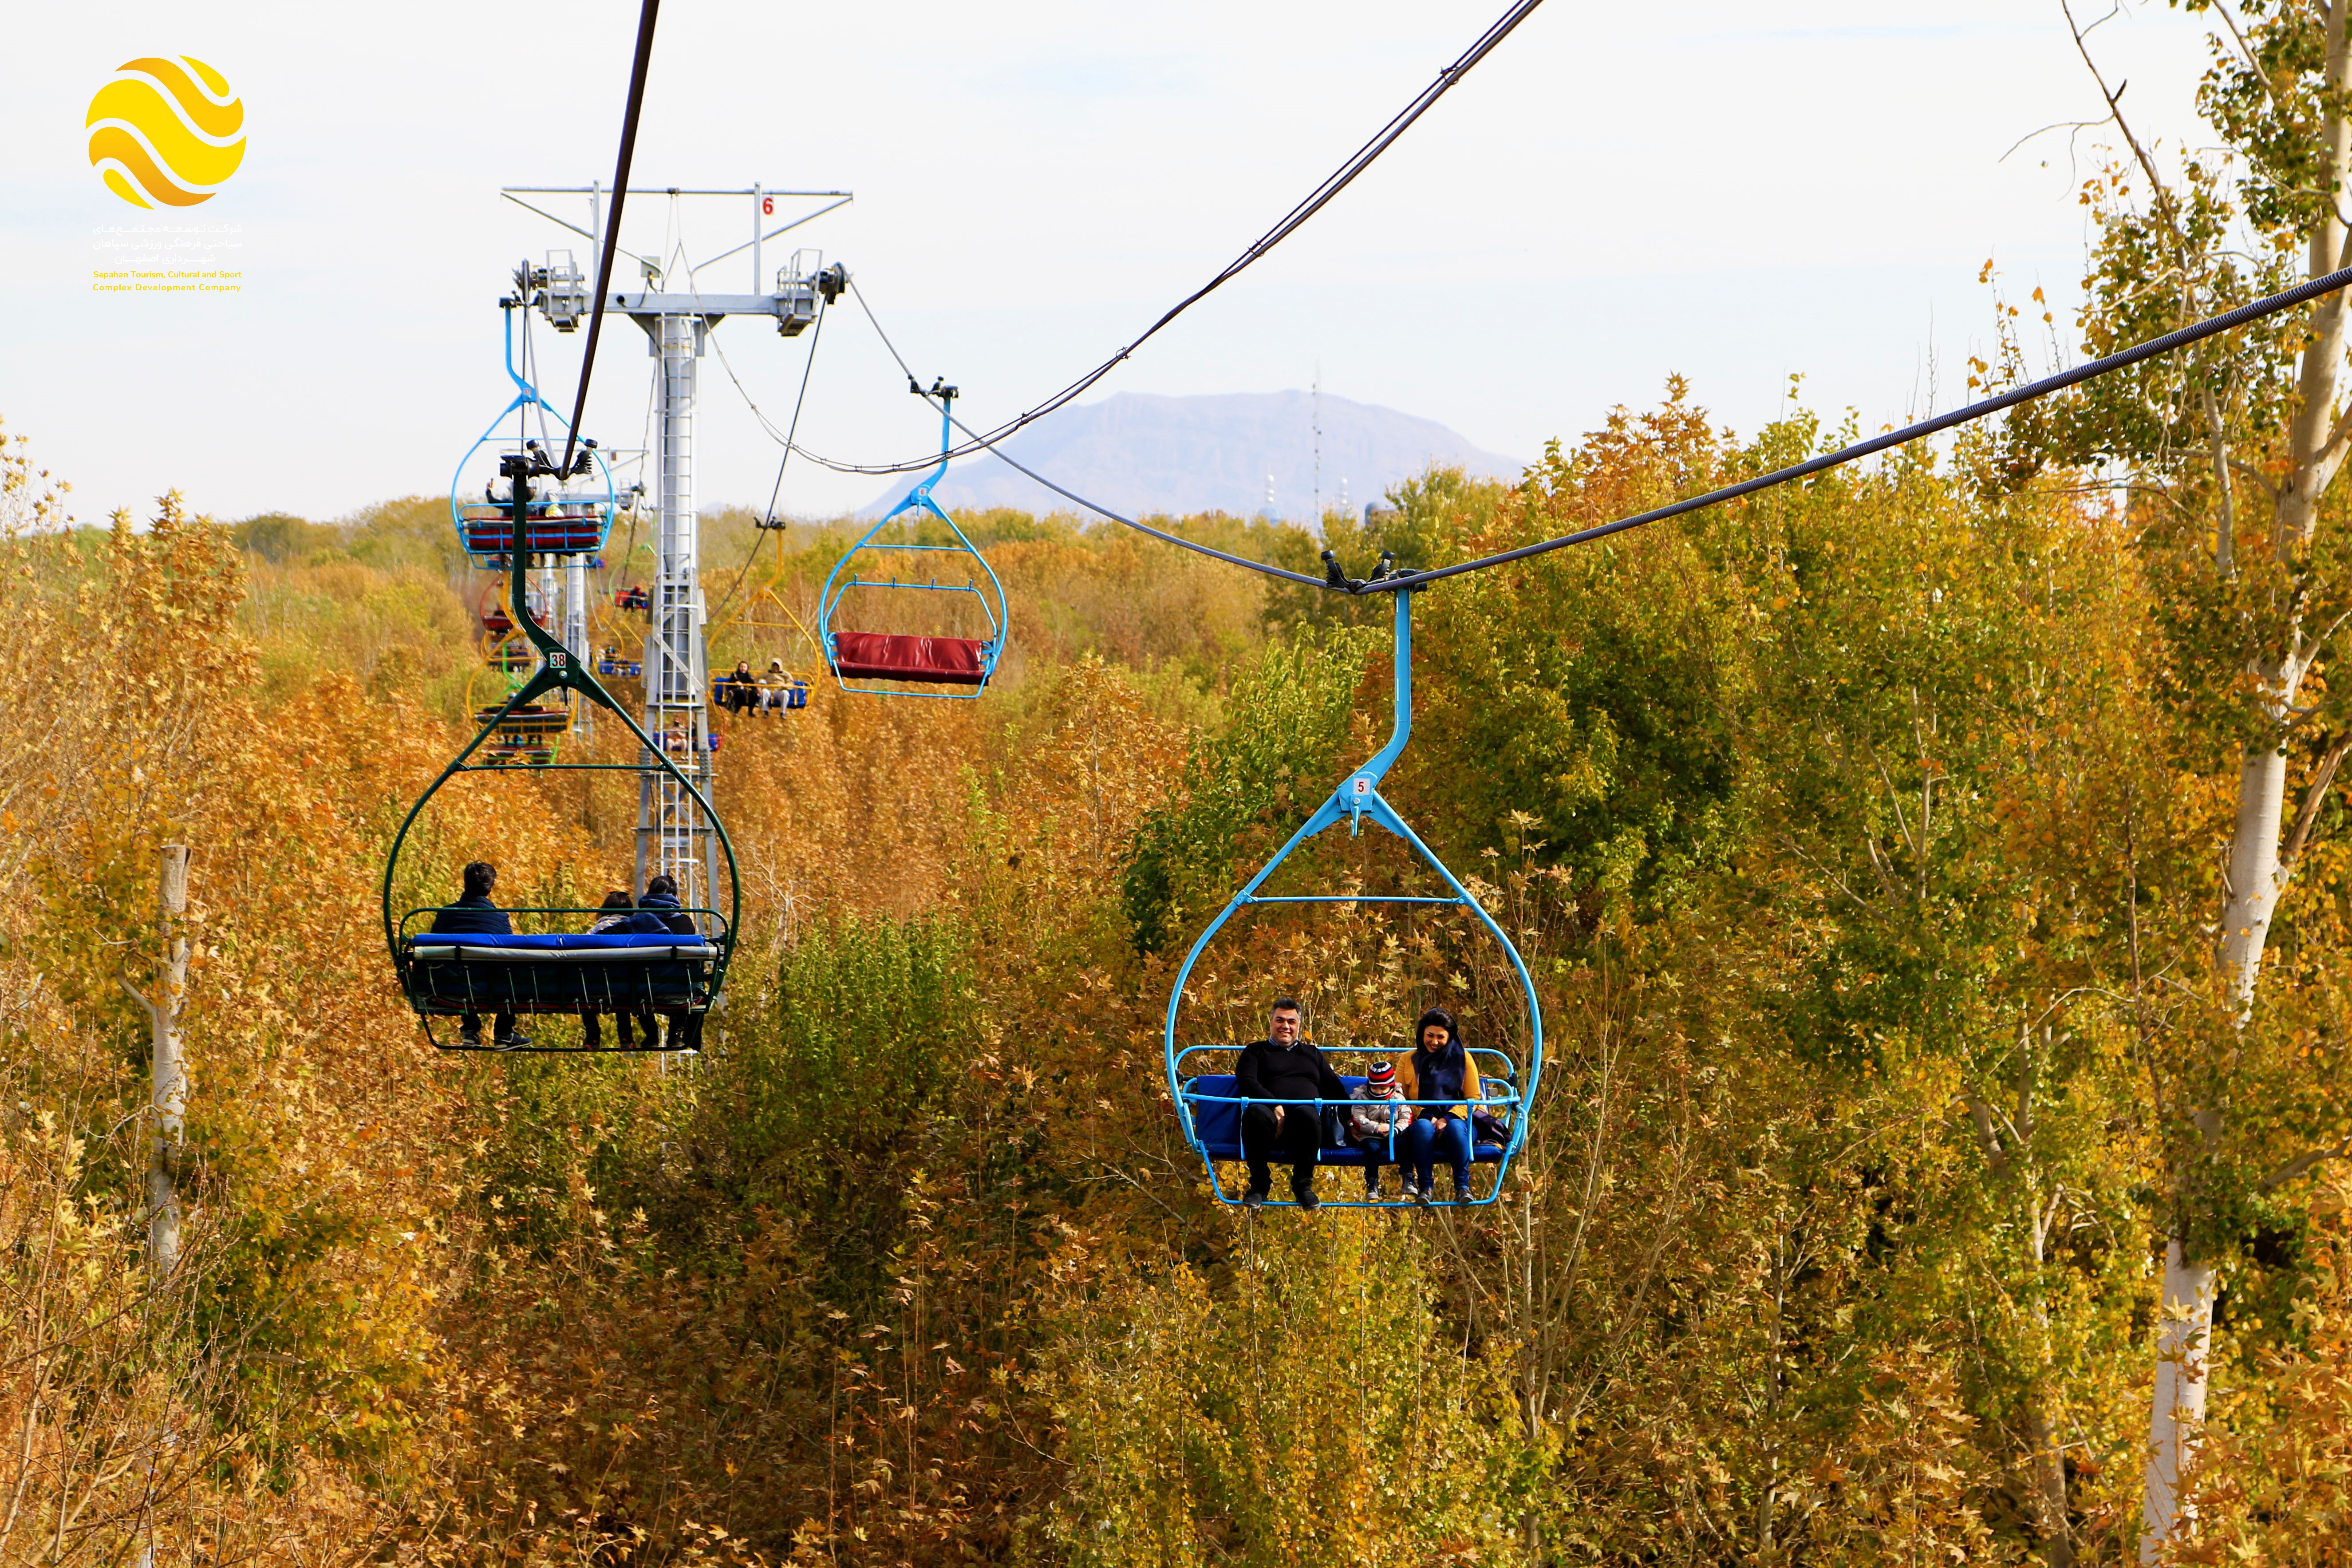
top-left (2, 1), bottom-right (2222, 525)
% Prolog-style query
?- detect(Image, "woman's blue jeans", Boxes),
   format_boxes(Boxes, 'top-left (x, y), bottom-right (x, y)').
top-left (1404, 1115), bottom-right (1471, 1195)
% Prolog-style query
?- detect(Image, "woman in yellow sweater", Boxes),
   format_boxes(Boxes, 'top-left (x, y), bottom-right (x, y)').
top-left (1393, 1007), bottom-right (1480, 1205)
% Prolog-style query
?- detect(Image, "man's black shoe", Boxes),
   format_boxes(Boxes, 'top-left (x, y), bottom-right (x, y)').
top-left (1294, 1185), bottom-right (1321, 1213)
top-left (493, 1029), bottom-right (534, 1049)
top-left (1242, 1187), bottom-right (1269, 1210)
top-left (458, 1028), bottom-right (482, 1047)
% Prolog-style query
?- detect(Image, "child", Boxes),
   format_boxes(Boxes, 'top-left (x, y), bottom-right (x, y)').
top-left (1347, 1058), bottom-right (1415, 1200)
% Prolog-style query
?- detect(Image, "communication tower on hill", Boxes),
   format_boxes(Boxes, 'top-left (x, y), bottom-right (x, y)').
top-left (501, 183), bottom-right (849, 914)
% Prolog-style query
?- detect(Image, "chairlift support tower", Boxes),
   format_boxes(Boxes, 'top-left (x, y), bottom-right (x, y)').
top-left (502, 183), bottom-right (851, 914)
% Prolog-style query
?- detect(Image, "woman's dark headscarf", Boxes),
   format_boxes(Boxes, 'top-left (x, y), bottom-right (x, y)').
top-left (1412, 1007), bottom-right (1466, 1097)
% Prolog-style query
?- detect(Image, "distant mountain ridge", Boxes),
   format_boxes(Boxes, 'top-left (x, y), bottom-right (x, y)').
top-left (858, 390), bottom-right (1523, 520)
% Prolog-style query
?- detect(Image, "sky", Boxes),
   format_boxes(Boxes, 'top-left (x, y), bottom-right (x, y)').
top-left (1, 1), bottom-right (2227, 526)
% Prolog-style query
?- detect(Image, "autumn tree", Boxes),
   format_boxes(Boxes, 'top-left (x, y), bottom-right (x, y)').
top-left (2025, 3), bottom-right (2352, 1557)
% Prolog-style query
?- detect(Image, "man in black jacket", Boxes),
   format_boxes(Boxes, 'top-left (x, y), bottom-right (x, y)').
top-left (428, 861), bottom-right (529, 1047)
top-left (1234, 998), bottom-right (1346, 1210)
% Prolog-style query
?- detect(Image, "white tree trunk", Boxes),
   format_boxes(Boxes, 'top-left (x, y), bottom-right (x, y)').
top-left (2139, 1239), bottom-right (2218, 1564)
top-left (2141, 13), bottom-right (2352, 1555)
top-left (2218, 742), bottom-right (2288, 1008)
top-left (148, 844), bottom-right (189, 1279)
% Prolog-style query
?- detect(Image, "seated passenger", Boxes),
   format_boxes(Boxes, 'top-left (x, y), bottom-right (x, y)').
top-left (719, 660), bottom-right (758, 713)
top-left (757, 658), bottom-right (792, 713)
top-left (428, 860), bottom-right (529, 1048)
top-left (1395, 1007), bottom-right (1479, 1206)
top-left (631, 873), bottom-right (697, 935)
top-left (629, 873), bottom-right (701, 1049)
top-left (1234, 997), bottom-right (1346, 1211)
top-left (581, 889), bottom-right (657, 1050)
top-left (1347, 1057), bottom-right (1413, 1200)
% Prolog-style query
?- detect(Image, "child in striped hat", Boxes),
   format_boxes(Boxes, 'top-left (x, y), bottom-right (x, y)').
top-left (1348, 1057), bottom-right (1415, 1200)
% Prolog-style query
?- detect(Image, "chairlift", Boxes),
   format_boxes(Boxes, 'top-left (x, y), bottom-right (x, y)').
top-left (384, 453), bottom-right (741, 1053)
top-left (816, 380), bottom-right (1006, 698)
top-left (484, 636), bottom-right (536, 676)
top-left (710, 558), bottom-right (821, 717)
top-left (449, 301), bottom-right (618, 565)
top-left (1163, 581), bottom-right (1544, 1209)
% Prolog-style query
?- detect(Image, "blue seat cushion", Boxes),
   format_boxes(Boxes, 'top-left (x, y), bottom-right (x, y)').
top-left (1179, 1074), bottom-right (1506, 1164)
top-left (410, 932), bottom-right (715, 958)
top-left (404, 932), bottom-right (718, 1014)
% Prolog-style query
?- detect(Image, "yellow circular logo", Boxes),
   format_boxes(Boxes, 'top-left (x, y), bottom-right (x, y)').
top-left (85, 56), bottom-right (246, 209)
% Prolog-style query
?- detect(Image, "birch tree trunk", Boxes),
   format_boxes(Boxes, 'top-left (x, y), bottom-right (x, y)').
top-left (2142, 10), bottom-right (2352, 1559)
top-left (2139, 1240), bottom-right (2218, 1560)
top-left (141, 845), bottom-right (190, 1279)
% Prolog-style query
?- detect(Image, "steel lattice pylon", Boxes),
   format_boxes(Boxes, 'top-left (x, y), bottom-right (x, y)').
top-left (499, 183), bottom-right (851, 933)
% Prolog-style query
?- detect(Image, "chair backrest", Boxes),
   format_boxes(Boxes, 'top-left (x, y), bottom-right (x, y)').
top-left (1183, 1074), bottom-right (1240, 1147)
top-left (1180, 1072), bottom-right (1373, 1149)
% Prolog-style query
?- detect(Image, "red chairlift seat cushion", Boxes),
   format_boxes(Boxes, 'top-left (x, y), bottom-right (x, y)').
top-left (460, 510), bottom-right (606, 554)
top-left (832, 631), bottom-right (987, 686)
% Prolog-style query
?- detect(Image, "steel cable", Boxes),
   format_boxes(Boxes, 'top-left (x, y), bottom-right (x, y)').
top-left (560, 0), bottom-right (661, 473)
top-left (845, 261), bottom-right (2352, 597)
top-left (786, 0), bottom-right (1549, 478)
top-left (1363, 260), bottom-right (2352, 593)
top-left (840, 279), bottom-right (1331, 588)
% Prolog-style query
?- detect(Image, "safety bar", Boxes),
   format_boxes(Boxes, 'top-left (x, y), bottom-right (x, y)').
top-left (1170, 1087), bottom-right (1522, 1112)
top-left (840, 578), bottom-right (994, 595)
top-left (398, 904), bottom-right (733, 940)
top-left (1175, 1041), bottom-right (1520, 1081)
top-left (1241, 895), bottom-right (1468, 905)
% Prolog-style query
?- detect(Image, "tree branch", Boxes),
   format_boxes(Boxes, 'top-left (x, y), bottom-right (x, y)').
top-left (2204, 385), bottom-right (2237, 573)
top-left (2259, 1135), bottom-right (2352, 1192)
top-left (116, 975), bottom-right (157, 1026)
top-left (2064, 0), bottom-right (2190, 260)
top-left (1962, 1088), bottom-right (2013, 1180)
top-left (2277, 729), bottom-right (2352, 888)
top-left (2309, 387), bottom-right (2352, 482)
top-left (2230, 456), bottom-right (2281, 503)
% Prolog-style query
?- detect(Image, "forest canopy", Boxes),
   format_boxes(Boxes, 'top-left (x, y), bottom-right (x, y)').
top-left (14, 8), bottom-right (2352, 1565)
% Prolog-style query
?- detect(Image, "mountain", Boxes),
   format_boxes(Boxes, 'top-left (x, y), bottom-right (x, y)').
top-left (857, 390), bottom-right (1523, 520)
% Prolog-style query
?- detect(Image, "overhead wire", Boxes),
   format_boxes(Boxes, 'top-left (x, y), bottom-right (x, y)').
top-left (559, 0), bottom-right (662, 474)
top-left (839, 261), bottom-right (2352, 599)
top-left (668, 227), bottom-right (834, 630)
top-left (706, 301), bottom-right (830, 632)
top-left (1362, 259), bottom-right (2352, 594)
top-left (762, 299), bottom-right (828, 526)
top-left (840, 279), bottom-right (1330, 589)
top-left (785, 0), bottom-right (1550, 478)
top-left (555, 0), bottom-right (2352, 605)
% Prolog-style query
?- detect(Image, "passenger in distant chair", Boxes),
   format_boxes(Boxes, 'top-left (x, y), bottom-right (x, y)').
top-left (581, 889), bottom-right (657, 1049)
top-left (1234, 998), bottom-right (1347, 1211)
top-left (428, 860), bottom-right (529, 1048)
top-left (719, 660), bottom-right (759, 713)
top-left (758, 658), bottom-right (793, 713)
top-left (1395, 1008), bottom-right (1479, 1206)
